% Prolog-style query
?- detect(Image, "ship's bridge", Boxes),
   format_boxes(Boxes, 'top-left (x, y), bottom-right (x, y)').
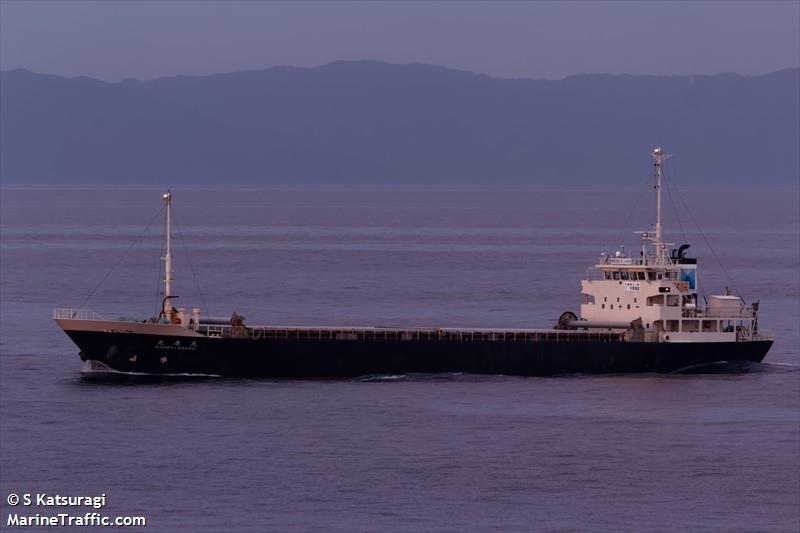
top-left (577, 246), bottom-right (760, 343)
top-left (566, 147), bottom-right (766, 344)
top-left (579, 245), bottom-right (701, 333)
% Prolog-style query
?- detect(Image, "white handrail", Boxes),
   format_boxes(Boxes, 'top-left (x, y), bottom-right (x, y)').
top-left (53, 308), bottom-right (104, 320)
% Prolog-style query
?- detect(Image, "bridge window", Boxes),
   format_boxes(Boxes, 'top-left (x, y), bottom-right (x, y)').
top-left (604, 271), bottom-right (613, 280)
top-left (621, 271), bottom-right (630, 280)
top-left (702, 320), bottom-right (718, 332)
top-left (648, 271), bottom-right (657, 281)
top-left (638, 272), bottom-right (646, 280)
top-left (667, 295), bottom-right (680, 307)
top-left (613, 272), bottom-right (620, 280)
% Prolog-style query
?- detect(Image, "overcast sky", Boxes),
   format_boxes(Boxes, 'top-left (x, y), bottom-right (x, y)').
top-left (1, 0), bottom-right (798, 81)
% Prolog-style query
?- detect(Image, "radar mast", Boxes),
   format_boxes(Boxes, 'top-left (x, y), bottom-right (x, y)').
top-left (651, 147), bottom-right (671, 264)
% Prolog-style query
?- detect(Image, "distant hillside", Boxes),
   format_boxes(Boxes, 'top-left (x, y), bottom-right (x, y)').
top-left (1, 62), bottom-right (797, 186)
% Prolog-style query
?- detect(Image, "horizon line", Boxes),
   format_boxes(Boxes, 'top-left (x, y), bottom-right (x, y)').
top-left (2, 60), bottom-right (798, 84)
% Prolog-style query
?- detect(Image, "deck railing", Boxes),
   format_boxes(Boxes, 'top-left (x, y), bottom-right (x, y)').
top-left (700, 308), bottom-right (755, 319)
top-left (193, 324), bottom-right (626, 343)
top-left (752, 330), bottom-right (774, 341)
top-left (53, 308), bottom-right (104, 320)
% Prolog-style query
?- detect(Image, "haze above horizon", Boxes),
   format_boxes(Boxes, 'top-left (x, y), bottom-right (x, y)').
top-left (1, 1), bottom-right (798, 81)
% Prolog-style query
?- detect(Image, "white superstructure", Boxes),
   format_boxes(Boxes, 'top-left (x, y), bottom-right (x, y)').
top-left (576, 148), bottom-right (761, 343)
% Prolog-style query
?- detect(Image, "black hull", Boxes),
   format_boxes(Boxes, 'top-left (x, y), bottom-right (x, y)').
top-left (64, 330), bottom-right (773, 378)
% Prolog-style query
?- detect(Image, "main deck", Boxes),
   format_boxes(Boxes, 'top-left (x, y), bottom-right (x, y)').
top-left (54, 308), bottom-right (629, 343)
top-left (196, 324), bottom-right (628, 343)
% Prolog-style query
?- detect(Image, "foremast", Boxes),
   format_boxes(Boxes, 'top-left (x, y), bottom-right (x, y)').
top-left (162, 190), bottom-right (173, 322)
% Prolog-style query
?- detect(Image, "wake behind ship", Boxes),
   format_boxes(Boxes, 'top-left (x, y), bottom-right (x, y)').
top-left (54, 149), bottom-right (773, 377)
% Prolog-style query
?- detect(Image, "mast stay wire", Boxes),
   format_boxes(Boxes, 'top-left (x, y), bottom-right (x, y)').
top-left (662, 166), bottom-right (689, 247)
top-left (80, 205), bottom-right (165, 309)
top-left (662, 161), bottom-right (746, 303)
top-left (169, 206), bottom-right (210, 317)
top-left (611, 168), bottom-right (654, 251)
top-left (661, 167), bottom-right (703, 300)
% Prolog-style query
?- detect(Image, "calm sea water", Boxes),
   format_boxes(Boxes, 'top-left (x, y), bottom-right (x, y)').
top-left (1, 188), bottom-right (798, 532)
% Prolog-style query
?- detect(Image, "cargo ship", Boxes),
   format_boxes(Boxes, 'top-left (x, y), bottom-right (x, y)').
top-left (54, 148), bottom-right (773, 377)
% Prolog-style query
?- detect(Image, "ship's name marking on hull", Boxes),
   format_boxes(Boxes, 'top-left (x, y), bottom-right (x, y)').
top-left (155, 339), bottom-right (198, 351)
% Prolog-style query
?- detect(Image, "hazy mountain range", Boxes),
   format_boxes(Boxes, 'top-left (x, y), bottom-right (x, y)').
top-left (1, 61), bottom-right (797, 186)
